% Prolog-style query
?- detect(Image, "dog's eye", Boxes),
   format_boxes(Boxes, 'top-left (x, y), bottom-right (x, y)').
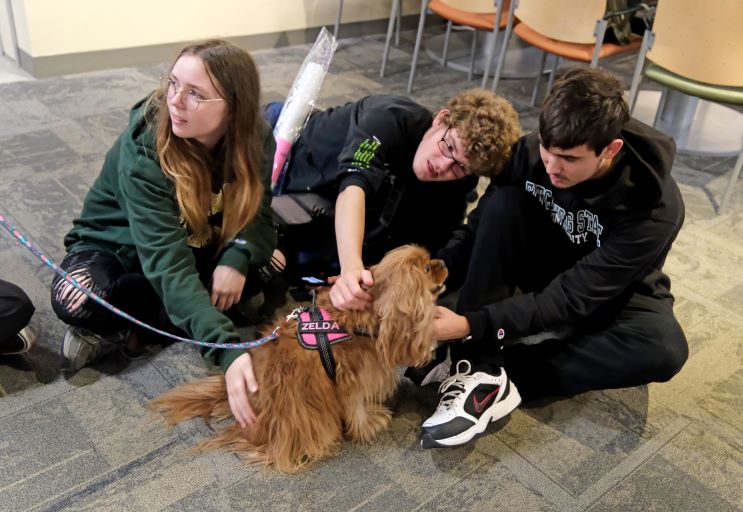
top-left (424, 264), bottom-right (430, 272)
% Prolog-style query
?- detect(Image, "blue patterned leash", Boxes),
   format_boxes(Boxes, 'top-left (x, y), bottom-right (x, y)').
top-left (0, 213), bottom-right (278, 349)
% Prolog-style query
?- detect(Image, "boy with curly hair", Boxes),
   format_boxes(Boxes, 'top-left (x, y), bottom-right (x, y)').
top-left (268, 89), bottom-right (521, 311)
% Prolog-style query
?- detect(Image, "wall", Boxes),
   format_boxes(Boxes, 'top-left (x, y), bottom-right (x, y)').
top-left (10, 0), bottom-right (421, 77)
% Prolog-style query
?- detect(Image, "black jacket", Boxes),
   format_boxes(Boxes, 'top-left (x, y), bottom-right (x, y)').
top-left (439, 119), bottom-right (684, 344)
top-left (285, 95), bottom-right (477, 263)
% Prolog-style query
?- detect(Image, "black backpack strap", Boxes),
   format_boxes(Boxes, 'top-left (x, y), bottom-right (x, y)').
top-left (307, 302), bottom-right (337, 381)
top-left (365, 174), bottom-right (405, 243)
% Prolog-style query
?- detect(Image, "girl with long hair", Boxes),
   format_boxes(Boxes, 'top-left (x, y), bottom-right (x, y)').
top-left (51, 40), bottom-right (273, 425)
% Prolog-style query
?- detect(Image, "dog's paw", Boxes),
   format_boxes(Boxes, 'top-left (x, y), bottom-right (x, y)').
top-left (346, 404), bottom-right (392, 442)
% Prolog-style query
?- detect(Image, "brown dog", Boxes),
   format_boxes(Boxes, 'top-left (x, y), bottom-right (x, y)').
top-left (150, 244), bottom-right (448, 473)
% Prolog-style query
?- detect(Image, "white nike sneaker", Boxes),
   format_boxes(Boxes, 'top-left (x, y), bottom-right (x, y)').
top-left (421, 360), bottom-right (521, 448)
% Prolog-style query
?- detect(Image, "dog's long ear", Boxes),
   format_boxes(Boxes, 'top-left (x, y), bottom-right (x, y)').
top-left (370, 245), bottom-right (436, 367)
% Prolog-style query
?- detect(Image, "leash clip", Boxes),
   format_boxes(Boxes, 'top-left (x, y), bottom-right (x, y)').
top-left (286, 307), bottom-right (304, 321)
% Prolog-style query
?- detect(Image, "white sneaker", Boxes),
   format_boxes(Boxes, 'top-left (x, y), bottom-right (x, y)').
top-left (421, 345), bottom-right (452, 386)
top-left (405, 345), bottom-right (451, 386)
top-left (421, 360), bottom-right (521, 448)
top-left (1, 326), bottom-right (36, 355)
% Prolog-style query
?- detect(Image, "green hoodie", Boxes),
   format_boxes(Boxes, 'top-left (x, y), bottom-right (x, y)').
top-left (64, 98), bottom-right (277, 370)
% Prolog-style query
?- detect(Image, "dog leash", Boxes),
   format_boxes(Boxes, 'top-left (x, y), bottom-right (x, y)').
top-left (0, 213), bottom-right (278, 349)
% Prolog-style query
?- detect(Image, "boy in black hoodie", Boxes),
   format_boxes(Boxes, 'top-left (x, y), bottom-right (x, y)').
top-left (418, 67), bottom-right (688, 449)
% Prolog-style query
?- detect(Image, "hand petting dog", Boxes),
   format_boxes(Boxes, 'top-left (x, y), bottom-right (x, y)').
top-left (151, 245), bottom-right (448, 473)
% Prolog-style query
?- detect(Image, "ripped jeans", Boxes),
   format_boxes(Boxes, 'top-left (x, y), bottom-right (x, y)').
top-left (51, 250), bottom-right (180, 341)
top-left (51, 248), bottom-right (266, 343)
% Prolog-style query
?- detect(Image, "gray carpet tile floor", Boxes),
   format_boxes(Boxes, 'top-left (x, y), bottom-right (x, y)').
top-left (0, 30), bottom-right (741, 512)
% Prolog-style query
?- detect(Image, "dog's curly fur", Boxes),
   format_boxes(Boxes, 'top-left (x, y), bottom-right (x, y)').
top-left (150, 245), bottom-right (448, 473)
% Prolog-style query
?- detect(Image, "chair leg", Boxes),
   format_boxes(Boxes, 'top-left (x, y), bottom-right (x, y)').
top-left (468, 29), bottom-right (478, 81)
top-left (590, 19), bottom-right (608, 67)
top-left (545, 55), bottom-right (560, 94)
top-left (395, 0), bottom-right (402, 46)
top-left (491, 0), bottom-right (517, 91)
top-left (530, 51), bottom-right (548, 107)
top-left (407, 0), bottom-right (430, 94)
top-left (443, 21), bottom-right (453, 65)
top-left (653, 88), bottom-right (668, 128)
top-left (380, 0), bottom-right (401, 77)
top-left (334, 0), bottom-right (343, 38)
top-left (628, 30), bottom-right (655, 113)
top-left (481, 0), bottom-right (505, 89)
top-left (719, 143), bottom-right (743, 214)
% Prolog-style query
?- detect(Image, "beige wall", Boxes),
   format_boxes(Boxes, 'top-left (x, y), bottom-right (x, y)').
top-left (12, 0), bottom-right (417, 57)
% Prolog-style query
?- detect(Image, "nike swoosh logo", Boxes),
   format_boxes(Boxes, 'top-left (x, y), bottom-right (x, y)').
top-left (473, 387), bottom-right (500, 414)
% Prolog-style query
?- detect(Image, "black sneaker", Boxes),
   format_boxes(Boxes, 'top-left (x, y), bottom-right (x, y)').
top-left (405, 344), bottom-right (451, 386)
top-left (61, 326), bottom-right (130, 372)
top-left (420, 360), bottom-right (521, 448)
top-left (0, 326), bottom-right (36, 355)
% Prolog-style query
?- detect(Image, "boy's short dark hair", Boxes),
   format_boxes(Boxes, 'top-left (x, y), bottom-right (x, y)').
top-left (539, 67), bottom-right (630, 155)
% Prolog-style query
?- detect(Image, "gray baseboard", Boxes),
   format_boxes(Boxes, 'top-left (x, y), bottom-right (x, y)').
top-left (18, 14), bottom-right (428, 78)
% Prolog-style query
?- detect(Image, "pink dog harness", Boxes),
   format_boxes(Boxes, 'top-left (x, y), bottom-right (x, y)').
top-left (297, 308), bottom-right (352, 348)
top-left (290, 289), bottom-right (372, 381)
top-left (296, 306), bottom-right (352, 381)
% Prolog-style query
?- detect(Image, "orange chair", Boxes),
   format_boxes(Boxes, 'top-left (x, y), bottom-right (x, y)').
top-left (401, 0), bottom-right (512, 93)
top-left (491, 0), bottom-right (644, 105)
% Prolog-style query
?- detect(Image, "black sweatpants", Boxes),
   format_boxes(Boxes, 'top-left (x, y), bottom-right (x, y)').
top-left (0, 279), bottom-right (35, 349)
top-left (449, 186), bottom-right (688, 400)
top-left (50, 248), bottom-right (261, 344)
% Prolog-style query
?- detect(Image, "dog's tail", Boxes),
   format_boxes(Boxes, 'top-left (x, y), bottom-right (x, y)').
top-left (149, 375), bottom-right (231, 424)
top-left (149, 357), bottom-right (345, 473)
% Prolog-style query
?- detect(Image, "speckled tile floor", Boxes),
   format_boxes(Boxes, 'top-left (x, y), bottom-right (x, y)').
top-left (0, 29), bottom-right (741, 512)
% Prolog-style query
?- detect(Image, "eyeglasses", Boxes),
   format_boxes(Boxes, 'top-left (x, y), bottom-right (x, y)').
top-left (437, 126), bottom-right (470, 180)
top-left (161, 77), bottom-right (225, 111)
